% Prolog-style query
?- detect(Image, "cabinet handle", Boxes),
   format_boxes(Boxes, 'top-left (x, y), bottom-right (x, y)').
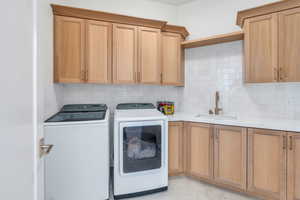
top-left (283, 136), bottom-right (287, 150)
top-left (160, 73), bottom-right (163, 83)
top-left (273, 67), bottom-right (278, 81)
top-left (81, 70), bottom-right (85, 81)
top-left (138, 72), bottom-right (141, 82)
top-left (289, 136), bottom-right (293, 151)
top-left (279, 67), bottom-right (286, 82)
top-left (85, 69), bottom-right (89, 81)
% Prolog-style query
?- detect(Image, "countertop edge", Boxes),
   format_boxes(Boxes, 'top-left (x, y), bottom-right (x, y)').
top-left (167, 113), bottom-right (300, 133)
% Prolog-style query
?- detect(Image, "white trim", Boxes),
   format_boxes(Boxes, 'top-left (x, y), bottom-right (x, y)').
top-left (32, 0), bottom-right (38, 199)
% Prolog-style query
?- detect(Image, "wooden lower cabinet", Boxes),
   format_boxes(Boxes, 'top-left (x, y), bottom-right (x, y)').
top-left (287, 133), bottom-right (300, 200)
top-left (213, 125), bottom-right (247, 190)
top-left (185, 123), bottom-right (213, 180)
top-left (169, 122), bottom-right (298, 200)
top-left (248, 128), bottom-right (287, 200)
top-left (168, 122), bottom-right (184, 176)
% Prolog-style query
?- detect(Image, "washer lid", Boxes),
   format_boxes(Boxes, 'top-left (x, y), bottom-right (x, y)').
top-left (60, 104), bottom-right (107, 112)
top-left (45, 104), bottom-right (108, 123)
top-left (45, 111), bottom-right (106, 122)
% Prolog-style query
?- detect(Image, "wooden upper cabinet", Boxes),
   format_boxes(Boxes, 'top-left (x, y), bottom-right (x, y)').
top-left (238, 1), bottom-right (300, 83)
top-left (247, 128), bottom-right (287, 200)
top-left (86, 20), bottom-right (112, 83)
top-left (112, 24), bottom-right (138, 84)
top-left (54, 16), bottom-right (85, 83)
top-left (185, 123), bottom-right (213, 180)
top-left (244, 13), bottom-right (278, 83)
top-left (279, 7), bottom-right (300, 82)
top-left (287, 132), bottom-right (300, 200)
top-left (168, 122), bottom-right (184, 176)
top-left (213, 125), bottom-right (247, 190)
top-left (161, 33), bottom-right (184, 86)
top-left (52, 5), bottom-right (189, 85)
top-left (138, 27), bottom-right (161, 84)
top-left (54, 17), bottom-right (112, 83)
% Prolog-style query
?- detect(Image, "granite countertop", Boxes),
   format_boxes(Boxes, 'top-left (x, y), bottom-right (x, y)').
top-left (168, 112), bottom-right (300, 133)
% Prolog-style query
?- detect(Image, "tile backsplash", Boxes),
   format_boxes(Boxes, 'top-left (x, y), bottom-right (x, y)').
top-left (180, 41), bottom-right (300, 120)
top-left (53, 41), bottom-right (300, 121)
top-left (62, 84), bottom-right (182, 113)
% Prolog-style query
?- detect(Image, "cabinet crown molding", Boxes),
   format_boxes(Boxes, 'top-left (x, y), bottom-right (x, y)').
top-left (51, 4), bottom-right (189, 37)
top-left (162, 24), bottom-right (189, 38)
top-left (51, 4), bottom-right (189, 34)
top-left (51, 4), bottom-right (174, 30)
top-left (236, 0), bottom-right (300, 27)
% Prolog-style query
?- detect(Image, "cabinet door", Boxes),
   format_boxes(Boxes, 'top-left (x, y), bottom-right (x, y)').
top-left (168, 122), bottom-right (184, 176)
top-left (248, 128), bottom-right (287, 200)
top-left (113, 24), bottom-right (137, 84)
top-left (287, 133), bottom-right (300, 200)
top-left (186, 123), bottom-right (213, 180)
top-left (214, 126), bottom-right (247, 190)
top-left (279, 8), bottom-right (300, 82)
top-left (138, 27), bottom-right (161, 84)
top-left (161, 33), bottom-right (184, 86)
top-left (86, 20), bottom-right (112, 83)
top-left (54, 16), bottom-right (85, 83)
top-left (244, 14), bottom-right (278, 83)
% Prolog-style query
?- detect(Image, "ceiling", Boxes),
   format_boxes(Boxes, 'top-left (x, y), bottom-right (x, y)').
top-left (149, 0), bottom-right (197, 6)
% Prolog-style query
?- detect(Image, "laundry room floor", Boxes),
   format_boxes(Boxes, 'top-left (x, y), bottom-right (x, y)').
top-left (111, 176), bottom-right (259, 200)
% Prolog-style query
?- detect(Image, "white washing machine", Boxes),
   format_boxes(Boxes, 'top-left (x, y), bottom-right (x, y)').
top-left (113, 103), bottom-right (168, 199)
top-left (44, 104), bottom-right (110, 200)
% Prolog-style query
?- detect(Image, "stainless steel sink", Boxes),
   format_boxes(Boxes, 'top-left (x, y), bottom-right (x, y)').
top-left (195, 114), bottom-right (237, 120)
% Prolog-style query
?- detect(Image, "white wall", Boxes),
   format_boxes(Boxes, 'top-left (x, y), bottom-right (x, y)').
top-left (177, 0), bottom-right (300, 120)
top-left (178, 0), bottom-right (278, 39)
top-left (42, 0), bottom-right (179, 119)
top-left (0, 1), bottom-right (36, 200)
top-left (39, 0), bottom-right (64, 119)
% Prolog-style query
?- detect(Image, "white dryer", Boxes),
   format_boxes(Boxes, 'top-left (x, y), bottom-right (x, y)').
top-left (113, 103), bottom-right (168, 199)
top-left (44, 104), bottom-right (110, 200)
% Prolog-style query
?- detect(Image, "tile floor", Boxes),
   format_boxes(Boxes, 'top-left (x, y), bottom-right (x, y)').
top-left (112, 176), bottom-right (259, 200)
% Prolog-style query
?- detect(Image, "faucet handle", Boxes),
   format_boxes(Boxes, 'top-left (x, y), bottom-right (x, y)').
top-left (209, 109), bottom-right (214, 115)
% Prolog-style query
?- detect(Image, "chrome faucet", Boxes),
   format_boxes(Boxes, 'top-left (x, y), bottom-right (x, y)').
top-left (209, 91), bottom-right (223, 115)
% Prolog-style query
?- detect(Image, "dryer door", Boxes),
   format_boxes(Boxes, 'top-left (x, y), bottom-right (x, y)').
top-left (119, 120), bottom-right (165, 175)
